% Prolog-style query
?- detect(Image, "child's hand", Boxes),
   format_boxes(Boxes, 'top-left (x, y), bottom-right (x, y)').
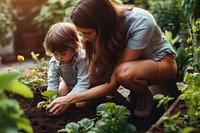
top-left (37, 101), bottom-right (47, 109)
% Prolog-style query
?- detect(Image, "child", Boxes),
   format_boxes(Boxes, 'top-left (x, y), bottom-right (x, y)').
top-left (37, 22), bottom-right (91, 109)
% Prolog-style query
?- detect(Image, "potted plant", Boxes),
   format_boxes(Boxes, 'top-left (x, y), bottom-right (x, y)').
top-left (33, 0), bottom-right (76, 36)
top-left (13, 0), bottom-right (46, 57)
top-left (0, 0), bottom-right (16, 61)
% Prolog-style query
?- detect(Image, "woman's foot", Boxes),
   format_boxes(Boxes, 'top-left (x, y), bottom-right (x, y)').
top-left (133, 94), bottom-right (154, 117)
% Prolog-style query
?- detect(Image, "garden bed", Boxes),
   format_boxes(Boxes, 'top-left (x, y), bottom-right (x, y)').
top-left (13, 89), bottom-right (168, 133)
top-left (147, 98), bottom-right (187, 132)
top-left (15, 92), bottom-right (97, 133)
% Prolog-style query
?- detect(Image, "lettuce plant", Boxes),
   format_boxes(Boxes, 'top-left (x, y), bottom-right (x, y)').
top-left (58, 102), bottom-right (137, 133)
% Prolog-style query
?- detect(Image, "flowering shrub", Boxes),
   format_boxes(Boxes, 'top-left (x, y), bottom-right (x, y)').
top-left (19, 69), bottom-right (47, 93)
top-left (16, 52), bottom-right (49, 93)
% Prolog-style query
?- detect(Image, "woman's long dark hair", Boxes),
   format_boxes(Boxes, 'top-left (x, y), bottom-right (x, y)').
top-left (70, 0), bottom-right (126, 85)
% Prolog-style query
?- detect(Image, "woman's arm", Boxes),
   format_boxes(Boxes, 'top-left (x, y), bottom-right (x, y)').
top-left (46, 48), bottom-right (143, 115)
top-left (46, 69), bottom-right (119, 115)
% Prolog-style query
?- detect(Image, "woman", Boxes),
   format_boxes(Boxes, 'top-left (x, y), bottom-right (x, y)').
top-left (46, 0), bottom-right (177, 117)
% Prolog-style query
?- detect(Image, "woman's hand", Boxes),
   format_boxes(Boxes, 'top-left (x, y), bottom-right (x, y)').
top-left (46, 96), bottom-right (72, 116)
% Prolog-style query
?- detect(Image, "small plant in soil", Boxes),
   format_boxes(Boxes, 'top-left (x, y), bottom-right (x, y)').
top-left (155, 72), bottom-right (200, 133)
top-left (37, 90), bottom-right (57, 110)
top-left (154, 94), bottom-right (174, 116)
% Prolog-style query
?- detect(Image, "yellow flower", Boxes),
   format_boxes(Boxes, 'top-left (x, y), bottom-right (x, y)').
top-left (17, 55), bottom-right (25, 62)
top-left (6, 67), bottom-right (13, 72)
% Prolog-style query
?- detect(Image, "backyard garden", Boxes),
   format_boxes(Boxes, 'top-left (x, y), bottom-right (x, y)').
top-left (1, 0), bottom-right (200, 133)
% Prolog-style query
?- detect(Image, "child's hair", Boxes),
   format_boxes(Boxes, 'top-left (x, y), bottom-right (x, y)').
top-left (43, 22), bottom-right (82, 56)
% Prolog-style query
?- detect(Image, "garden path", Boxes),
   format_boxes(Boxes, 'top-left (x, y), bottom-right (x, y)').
top-left (0, 59), bottom-right (36, 72)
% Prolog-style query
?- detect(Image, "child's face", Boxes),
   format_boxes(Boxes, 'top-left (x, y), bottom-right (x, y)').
top-left (53, 48), bottom-right (74, 64)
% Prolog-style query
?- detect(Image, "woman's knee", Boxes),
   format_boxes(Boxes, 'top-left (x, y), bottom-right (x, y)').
top-left (115, 63), bottom-right (136, 85)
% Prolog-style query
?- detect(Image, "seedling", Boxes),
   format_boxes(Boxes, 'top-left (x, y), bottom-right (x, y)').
top-left (154, 94), bottom-right (174, 116)
top-left (37, 90), bottom-right (57, 110)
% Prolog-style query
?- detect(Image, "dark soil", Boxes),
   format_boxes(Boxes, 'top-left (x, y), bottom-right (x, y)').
top-left (13, 91), bottom-right (169, 133)
top-left (15, 92), bottom-right (97, 133)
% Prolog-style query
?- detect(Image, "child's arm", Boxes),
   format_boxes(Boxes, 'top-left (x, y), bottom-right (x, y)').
top-left (68, 50), bottom-right (91, 95)
top-left (47, 58), bottom-right (60, 91)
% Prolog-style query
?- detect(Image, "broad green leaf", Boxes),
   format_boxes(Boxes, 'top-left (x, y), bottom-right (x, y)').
top-left (41, 90), bottom-right (57, 99)
top-left (0, 96), bottom-right (32, 133)
top-left (0, 72), bottom-right (22, 90)
top-left (181, 126), bottom-right (196, 133)
top-left (78, 118), bottom-right (94, 131)
top-left (176, 82), bottom-right (188, 92)
top-left (15, 117), bottom-right (33, 133)
top-left (40, 6), bottom-right (49, 16)
top-left (126, 124), bottom-right (137, 133)
top-left (6, 80), bottom-right (33, 98)
top-left (58, 122), bottom-right (84, 133)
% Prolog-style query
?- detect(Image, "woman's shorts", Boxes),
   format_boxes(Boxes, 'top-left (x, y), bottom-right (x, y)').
top-left (155, 54), bottom-right (177, 83)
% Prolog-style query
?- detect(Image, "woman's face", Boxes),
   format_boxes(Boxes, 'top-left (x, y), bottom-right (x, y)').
top-left (76, 27), bottom-right (97, 44)
top-left (53, 48), bottom-right (74, 64)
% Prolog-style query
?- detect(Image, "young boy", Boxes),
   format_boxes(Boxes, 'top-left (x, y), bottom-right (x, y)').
top-left (38, 22), bottom-right (91, 109)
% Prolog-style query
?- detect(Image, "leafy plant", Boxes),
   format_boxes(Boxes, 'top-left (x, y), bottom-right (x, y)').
top-left (18, 52), bottom-right (48, 93)
top-left (154, 94), bottom-right (174, 116)
top-left (33, 0), bottom-right (76, 35)
top-left (0, 0), bottom-right (16, 46)
top-left (164, 30), bottom-right (179, 46)
top-left (19, 69), bottom-right (47, 93)
top-left (148, 0), bottom-right (186, 38)
top-left (37, 90), bottom-right (57, 109)
top-left (30, 51), bottom-right (49, 72)
top-left (58, 102), bottom-right (137, 133)
top-left (156, 1), bottom-right (200, 132)
top-left (58, 118), bottom-right (95, 133)
top-left (13, 0), bottom-right (42, 33)
top-left (0, 72), bottom-right (33, 133)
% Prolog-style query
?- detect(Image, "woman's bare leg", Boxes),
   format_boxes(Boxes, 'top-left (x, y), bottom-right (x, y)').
top-left (115, 59), bottom-right (159, 116)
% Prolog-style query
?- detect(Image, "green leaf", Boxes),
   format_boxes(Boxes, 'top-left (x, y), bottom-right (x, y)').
top-left (41, 90), bottom-right (57, 99)
top-left (126, 124), bottom-right (137, 133)
top-left (176, 82), bottom-right (188, 92)
top-left (0, 95), bottom-right (33, 133)
top-left (6, 80), bottom-right (33, 98)
top-left (181, 126), bottom-right (196, 133)
top-left (78, 118), bottom-right (94, 131)
top-left (58, 122), bottom-right (84, 133)
top-left (40, 6), bottom-right (49, 16)
top-left (0, 72), bottom-right (22, 90)
top-left (14, 117), bottom-right (33, 133)
top-left (153, 94), bottom-right (164, 100)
